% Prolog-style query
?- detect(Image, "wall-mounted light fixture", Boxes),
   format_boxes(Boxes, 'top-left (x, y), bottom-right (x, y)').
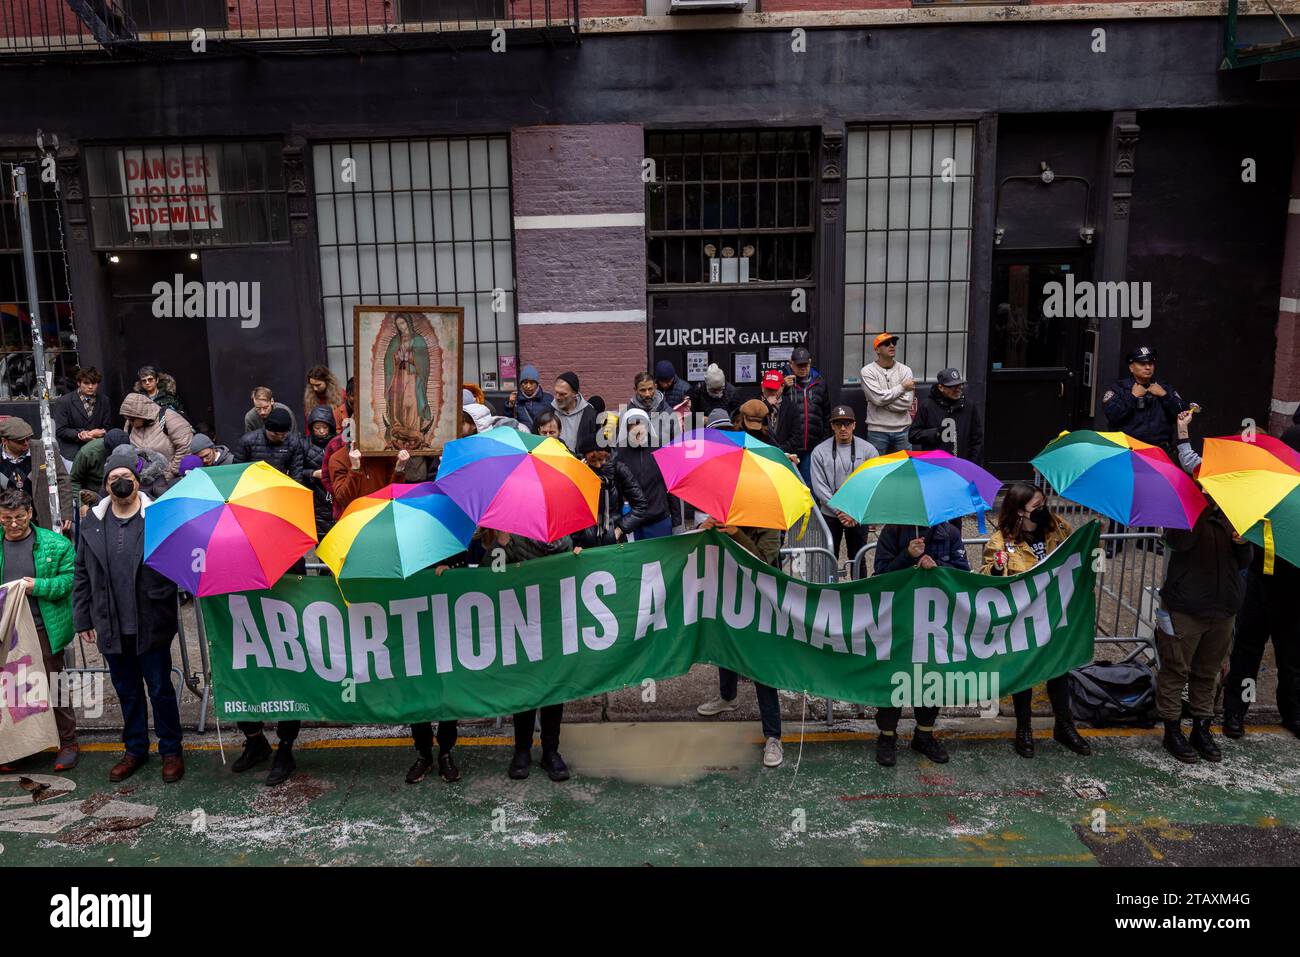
top-left (189, 251), bottom-right (199, 261)
top-left (107, 254), bottom-right (120, 264)
top-left (1079, 226), bottom-right (1095, 246)
top-left (994, 227), bottom-right (1004, 246)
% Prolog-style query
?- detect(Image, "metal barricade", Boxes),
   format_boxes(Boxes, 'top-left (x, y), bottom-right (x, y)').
top-left (778, 508), bottom-right (843, 726)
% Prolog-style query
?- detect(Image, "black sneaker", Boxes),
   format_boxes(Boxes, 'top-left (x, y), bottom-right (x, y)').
top-left (1162, 720), bottom-right (1199, 764)
top-left (1013, 727), bottom-right (1035, 758)
top-left (1053, 719), bottom-right (1093, 755)
top-left (911, 730), bottom-right (949, 764)
top-left (438, 751), bottom-right (461, 783)
top-left (540, 750), bottom-right (570, 782)
top-left (1283, 718), bottom-right (1300, 740)
top-left (232, 733), bottom-right (272, 773)
top-left (1222, 710), bottom-right (1245, 740)
top-left (1189, 718), bottom-right (1222, 763)
top-left (508, 749), bottom-right (531, 780)
top-left (266, 743), bottom-right (297, 786)
top-left (406, 753), bottom-right (434, 784)
top-left (875, 734), bottom-right (897, 767)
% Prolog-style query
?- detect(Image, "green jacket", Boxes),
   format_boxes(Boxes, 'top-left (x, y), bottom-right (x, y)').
top-left (0, 526), bottom-right (76, 653)
top-left (70, 436), bottom-right (109, 495)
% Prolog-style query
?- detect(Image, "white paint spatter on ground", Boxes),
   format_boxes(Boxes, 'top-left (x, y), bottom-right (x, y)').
top-left (1122, 740), bottom-right (1300, 798)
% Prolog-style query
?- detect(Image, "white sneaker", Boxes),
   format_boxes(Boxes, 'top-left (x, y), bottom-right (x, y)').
top-left (763, 737), bottom-right (784, 768)
top-left (697, 697), bottom-right (738, 716)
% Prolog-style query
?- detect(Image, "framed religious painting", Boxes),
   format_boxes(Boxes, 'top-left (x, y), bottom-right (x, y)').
top-left (353, 305), bottom-right (464, 456)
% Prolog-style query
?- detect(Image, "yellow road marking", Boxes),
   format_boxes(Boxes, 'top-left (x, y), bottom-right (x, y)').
top-left (859, 853), bottom-right (1096, 867)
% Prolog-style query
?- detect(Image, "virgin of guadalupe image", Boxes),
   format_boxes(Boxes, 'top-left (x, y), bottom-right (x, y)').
top-left (383, 314), bottom-right (436, 445)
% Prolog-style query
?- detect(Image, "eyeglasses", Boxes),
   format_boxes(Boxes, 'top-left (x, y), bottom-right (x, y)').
top-left (832, 421), bottom-right (854, 428)
top-left (0, 515), bottom-right (29, 525)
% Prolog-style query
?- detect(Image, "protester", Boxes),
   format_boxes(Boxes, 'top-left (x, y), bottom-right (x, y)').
top-left (189, 433), bottom-right (234, 468)
top-left (0, 417), bottom-right (72, 532)
top-left (654, 360), bottom-right (692, 409)
top-left (532, 410), bottom-right (563, 441)
top-left (243, 386), bottom-right (298, 436)
top-left (690, 364), bottom-right (739, 420)
top-left (980, 483), bottom-right (1092, 758)
top-left (1156, 499), bottom-right (1253, 763)
top-left (760, 369), bottom-right (792, 448)
top-left (478, 527), bottom-right (582, 781)
top-left (860, 333), bottom-right (914, 455)
top-left (614, 408), bottom-right (674, 539)
top-left (872, 520), bottom-right (969, 766)
top-left (628, 372), bottom-right (681, 447)
top-left (574, 425), bottom-right (650, 547)
top-left (780, 346), bottom-right (831, 484)
top-left (319, 392), bottom-right (354, 519)
top-left (550, 372), bottom-right (596, 454)
top-left (133, 366), bottom-right (184, 415)
top-left (52, 366), bottom-right (112, 464)
top-left (1103, 346), bottom-right (1185, 452)
top-left (463, 401), bottom-right (527, 436)
top-left (73, 453), bottom-right (183, 783)
top-left (909, 367), bottom-right (984, 464)
top-left (303, 405), bottom-right (338, 539)
top-left (506, 364), bottom-right (552, 430)
top-left (70, 427), bottom-right (129, 508)
top-left (303, 364), bottom-right (346, 431)
top-left (810, 405), bottom-right (877, 561)
top-left (328, 442), bottom-right (401, 516)
top-left (0, 489), bottom-right (78, 770)
top-left (464, 382), bottom-right (489, 410)
top-left (120, 391), bottom-right (193, 477)
top-left (114, 443), bottom-right (171, 500)
top-left (234, 406), bottom-right (306, 482)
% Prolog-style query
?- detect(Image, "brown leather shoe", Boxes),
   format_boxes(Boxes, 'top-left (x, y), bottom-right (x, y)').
top-left (54, 744), bottom-right (80, 771)
top-left (109, 753), bottom-right (147, 782)
top-left (161, 754), bottom-right (185, 783)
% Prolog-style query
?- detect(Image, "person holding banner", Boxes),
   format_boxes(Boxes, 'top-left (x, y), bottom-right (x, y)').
top-left (871, 521), bottom-right (969, 766)
top-left (981, 483), bottom-right (1092, 759)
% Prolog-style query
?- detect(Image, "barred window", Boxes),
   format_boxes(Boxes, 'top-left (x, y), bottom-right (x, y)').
top-left (313, 137), bottom-right (516, 388)
top-left (646, 130), bottom-right (815, 286)
top-left (843, 123), bottom-right (975, 383)
top-left (84, 141), bottom-right (289, 250)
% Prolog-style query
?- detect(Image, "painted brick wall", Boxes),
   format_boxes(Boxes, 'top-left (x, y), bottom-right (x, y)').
top-left (511, 124), bottom-right (647, 409)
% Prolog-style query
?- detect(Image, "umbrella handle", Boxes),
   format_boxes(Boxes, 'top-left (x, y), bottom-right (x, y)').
top-left (1263, 518), bottom-right (1275, 577)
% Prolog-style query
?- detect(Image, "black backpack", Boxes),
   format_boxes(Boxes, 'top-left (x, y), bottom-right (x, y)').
top-left (1068, 659), bottom-right (1159, 727)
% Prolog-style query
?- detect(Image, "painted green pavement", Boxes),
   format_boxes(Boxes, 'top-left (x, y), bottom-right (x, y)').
top-left (2, 724), bottom-right (1298, 866)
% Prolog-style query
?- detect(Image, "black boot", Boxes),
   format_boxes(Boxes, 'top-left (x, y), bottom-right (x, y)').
top-left (1283, 718), bottom-right (1300, 740)
top-left (875, 733), bottom-right (897, 767)
top-left (265, 742), bottom-right (297, 786)
top-left (1162, 720), bottom-right (1199, 764)
top-left (405, 752), bottom-right (434, 784)
top-left (540, 750), bottom-right (570, 782)
top-left (1222, 710), bottom-right (1245, 740)
top-left (1053, 718), bottom-right (1093, 755)
top-left (1013, 726), bottom-right (1035, 758)
top-left (438, 751), bottom-right (461, 783)
top-left (1189, 718), bottom-right (1222, 763)
top-left (508, 749), bottom-right (531, 780)
top-left (911, 730), bottom-right (949, 764)
top-left (232, 733), bottom-right (272, 773)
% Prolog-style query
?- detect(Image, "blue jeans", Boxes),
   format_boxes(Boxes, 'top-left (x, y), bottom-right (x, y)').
top-left (796, 454), bottom-right (813, 486)
top-left (635, 514), bottom-right (673, 540)
top-left (104, 641), bottom-right (182, 759)
top-left (867, 429), bottom-right (911, 454)
top-left (718, 668), bottom-right (781, 740)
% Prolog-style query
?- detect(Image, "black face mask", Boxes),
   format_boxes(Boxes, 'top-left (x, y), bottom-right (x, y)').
top-left (1030, 506), bottom-right (1050, 527)
top-left (110, 477), bottom-right (136, 500)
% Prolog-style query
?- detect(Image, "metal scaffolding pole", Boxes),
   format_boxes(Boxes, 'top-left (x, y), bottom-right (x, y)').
top-left (10, 165), bottom-right (63, 526)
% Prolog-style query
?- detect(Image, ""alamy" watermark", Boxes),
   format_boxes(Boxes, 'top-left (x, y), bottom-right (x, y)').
top-left (151, 274), bottom-right (260, 329)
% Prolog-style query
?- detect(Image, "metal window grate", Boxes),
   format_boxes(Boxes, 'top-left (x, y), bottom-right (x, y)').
top-left (84, 141), bottom-right (289, 250)
top-left (0, 152), bottom-right (80, 399)
top-left (843, 123), bottom-right (975, 384)
top-left (645, 129), bottom-right (815, 286)
top-left (313, 136), bottom-right (516, 389)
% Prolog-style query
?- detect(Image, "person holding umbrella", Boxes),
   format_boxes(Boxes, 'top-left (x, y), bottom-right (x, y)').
top-left (980, 482), bottom-right (1092, 758)
top-left (810, 404), bottom-right (877, 561)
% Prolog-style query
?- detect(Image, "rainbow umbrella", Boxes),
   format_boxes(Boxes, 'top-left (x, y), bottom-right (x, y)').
top-left (1030, 430), bottom-right (1207, 529)
top-left (653, 428), bottom-right (813, 529)
top-left (145, 461), bottom-right (316, 596)
top-left (434, 426), bottom-right (600, 542)
top-left (828, 449), bottom-right (1001, 531)
top-left (1197, 435), bottom-right (1300, 572)
top-left (317, 482), bottom-right (475, 582)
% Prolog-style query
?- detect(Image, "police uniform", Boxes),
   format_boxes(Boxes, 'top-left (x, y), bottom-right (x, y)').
top-left (1101, 347), bottom-right (1185, 451)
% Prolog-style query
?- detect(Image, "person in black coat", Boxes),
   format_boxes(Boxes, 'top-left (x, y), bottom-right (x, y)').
top-left (72, 453), bottom-right (183, 784)
top-left (303, 404), bottom-right (337, 539)
top-left (909, 367), bottom-right (984, 465)
top-left (689, 365), bottom-right (740, 421)
top-left (781, 346), bottom-right (832, 483)
top-left (1102, 346), bottom-right (1186, 451)
top-left (614, 408), bottom-right (673, 539)
top-left (573, 424), bottom-right (651, 547)
top-left (233, 406), bottom-right (307, 483)
top-left (52, 367), bottom-right (114, 464)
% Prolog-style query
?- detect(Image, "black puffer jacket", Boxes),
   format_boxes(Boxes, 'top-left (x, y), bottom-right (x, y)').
top-left (1161, 507), bottom-right (1253, 619)
top-left (234, 427), bottom-right (307, 483)
top-left (614, 445), bottom-right (670, 523)
top-left (304, 405), bottom-right (337, 537)
top-left (910, 388), bottom-right (985, 465)
top-left (689, 382), bottom-right (740, 419)
top-left (783, 373), bottom-right (831, 455)
top-left (575, 457), bottom-right (652, 548)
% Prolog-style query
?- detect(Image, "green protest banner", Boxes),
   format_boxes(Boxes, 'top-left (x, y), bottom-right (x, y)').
top-left (201, 522), bottom-right (1100, 723)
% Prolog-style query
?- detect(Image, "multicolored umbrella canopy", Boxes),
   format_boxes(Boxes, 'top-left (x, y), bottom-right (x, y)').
top-left (317, 482), bottom-right (476, 582)
top-left (144, 461), bottom-right (316, 596)
top-left (1030, 430), bottom-right (1207, 529)
top-left (652, 427), bottom-right (813, 529)
top-left (827, 449), bottom-right (1002, 530)
top-left (1197, 434), bottom-right (1300, 571)
top-left (434, 426), bottom-right (600, 542)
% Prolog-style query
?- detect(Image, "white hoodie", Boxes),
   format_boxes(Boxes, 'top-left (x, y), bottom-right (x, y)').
top-left (860, 360), bottom-right (915, 432)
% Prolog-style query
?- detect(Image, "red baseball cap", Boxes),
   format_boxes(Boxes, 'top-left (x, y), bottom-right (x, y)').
top-left (761, 370), bottom-right (784, 391)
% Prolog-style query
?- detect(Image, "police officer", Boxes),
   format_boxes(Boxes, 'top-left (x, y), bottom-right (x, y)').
top-left (1102, 346), bottom-right (1185, 451)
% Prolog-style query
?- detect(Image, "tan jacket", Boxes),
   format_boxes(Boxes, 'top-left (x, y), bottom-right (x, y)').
top-left (980, 513), bottom-right (1073, 576)
top-left (119, 392), bottom-right (193, 476)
